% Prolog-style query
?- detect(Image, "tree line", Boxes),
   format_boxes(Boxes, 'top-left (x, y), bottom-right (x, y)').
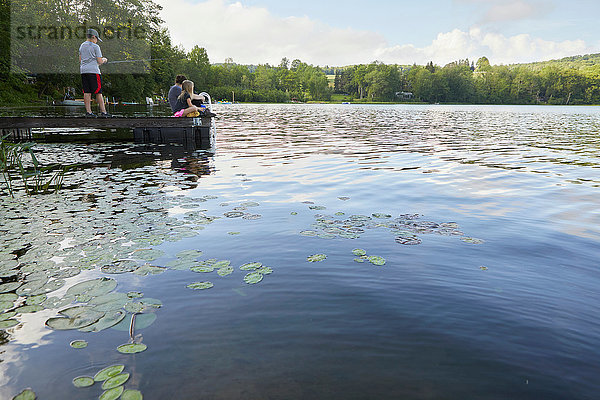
top-left (1, 0), bottom-right (600, 105)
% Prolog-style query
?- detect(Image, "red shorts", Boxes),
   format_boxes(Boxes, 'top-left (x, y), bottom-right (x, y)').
top-left (81, 73), bottom-right (102, 94)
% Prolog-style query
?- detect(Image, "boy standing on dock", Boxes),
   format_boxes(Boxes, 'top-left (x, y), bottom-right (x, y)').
top-left (79, 29), bottom-right (112, 117)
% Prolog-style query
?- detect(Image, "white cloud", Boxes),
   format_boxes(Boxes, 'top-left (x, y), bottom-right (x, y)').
top-left (156, 0), bottom-right (596, 66)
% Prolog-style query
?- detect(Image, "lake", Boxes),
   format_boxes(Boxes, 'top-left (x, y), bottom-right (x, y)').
top-left (1, 104), bottom-right (599, 399)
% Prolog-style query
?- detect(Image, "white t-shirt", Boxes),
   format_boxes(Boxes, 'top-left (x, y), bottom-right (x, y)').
top-left (79, 41), bottom-right (102, 74)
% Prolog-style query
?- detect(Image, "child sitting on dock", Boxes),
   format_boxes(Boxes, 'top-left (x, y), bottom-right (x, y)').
top-left (172, 80), bottom-right (204, 117)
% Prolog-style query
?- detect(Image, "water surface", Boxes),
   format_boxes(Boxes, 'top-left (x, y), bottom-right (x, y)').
top-left (0, 104), bottom-right (599, 399)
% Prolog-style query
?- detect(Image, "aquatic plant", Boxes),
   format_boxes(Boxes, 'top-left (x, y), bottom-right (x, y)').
top-left (0, 135), bottom-right (67, 196)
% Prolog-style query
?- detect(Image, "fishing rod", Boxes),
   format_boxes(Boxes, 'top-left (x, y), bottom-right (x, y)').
top-left (106, 58), bottom-right (168, 64)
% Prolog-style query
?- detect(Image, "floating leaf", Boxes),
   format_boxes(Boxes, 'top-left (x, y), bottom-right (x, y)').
top-left (240, 262), bottom-right (262, 271)
top-left (123, 302), bottom-right (144, 314)
top-left (367, 256), bottom-right (386, 266)
top-left (25, 294), bottom-right (47, 306)
top-left (461, 237), bottom-right (485, 244)
top-left (176, 249), bottom-right (203, 260)
top-left (242, 214), bottom-right (261, 220)
top-left (133, 264), bottom-right (166, 276)
top-left (224, 211), bottom-right (244, 218)
top-left (334, 212), bottom-right (345, 216)
top-left (66, 278), bottom-right (117, 298)
top-left (72, 376), bottom-right (94, 388)
top-left (0, 301), bottom-right (14, 310)
top-left (132, 248), bottom-right (164, 261)
top-left (94, 365), bottom-right (125, 382)
top-left (111, 313), bottom-right (156, 332)
top-left (352, 248), bottom-right (367, 256)
top-left (480, 266), bottom-right (489, 271)
top-left (121, 389), bottom-right (143, 400)
top-left (117, 343), bottom-right (147, 354)
top-left (307, 254), bottom-right (327, 262)
top-left (372, 213), bottom-right (392, 219)
top-left (228, 232), bottom-right (241, 235)
top-left (217, 266), bottom-right (234, 277)
top-left (46, 309), bottom-right (104, 330)
top-left (290, 212), bottom-right (298, 215)
top-left (99, 386), bottom-right (124, 400)
top-left (101, 372), bottom-right (130, 390)
top-left (15, 305), bottom-right (43, 314)
top-left (353, 258), bottom-right (366, 263)
top-left (70, 340), bottom-right (88, 349)
top-left (0, 311), bottom-right (17, 321)
top-left (338, 196), bottom-right (350, 201)
top-left (190, 265), bottom-right (215, 273)
top-left (187, 282), bottom-right (214, 290)
top-left (0, 293), bottom-right (18, 302)
top-left (308, 205), bottom-right (326, 210)
top-left (12, 388), bottom-right (36, 400)
top-left (127, 291), bottom-right (143, 298)
top-left (395, 236), bottom-right (422, 245)
top-left (0, 319), bottom-right (19, 329)
top-left (79, 310), bottom-right (126, 333)
top-left (299, 230), bottom-right (318, 237)
top-left (243, 272), bottom-right (263, 285)
top-left (101, 262), bottom-right (137, 274)
top-left (256, 266), bottom-right (273, 275)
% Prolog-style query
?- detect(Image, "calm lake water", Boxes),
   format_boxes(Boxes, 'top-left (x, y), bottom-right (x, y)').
top-left (1, 104), bottom-right (599, 399)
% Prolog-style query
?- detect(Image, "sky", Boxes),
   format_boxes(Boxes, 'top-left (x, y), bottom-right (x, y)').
top-left (155, 0), bottom-right (600, 66)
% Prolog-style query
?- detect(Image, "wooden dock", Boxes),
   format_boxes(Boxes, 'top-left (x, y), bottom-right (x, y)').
top-left (0, 116), bottom-right (216, 149)
top-left (0, 116), bottom-right (212, 129)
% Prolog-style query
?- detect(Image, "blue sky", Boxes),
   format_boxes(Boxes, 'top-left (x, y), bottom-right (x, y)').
top-left (157, 0), bottom-right (600, 66)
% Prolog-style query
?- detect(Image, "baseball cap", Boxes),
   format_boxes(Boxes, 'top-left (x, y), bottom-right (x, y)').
top-left (87, 28), bottom-right (103, 42)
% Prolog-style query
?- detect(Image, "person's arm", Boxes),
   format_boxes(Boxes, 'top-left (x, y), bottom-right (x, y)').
top-left (94, 45), bottom-right (107, 65)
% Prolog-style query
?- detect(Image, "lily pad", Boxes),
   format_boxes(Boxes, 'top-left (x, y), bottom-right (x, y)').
top-left (66, 278), bottom-right (117, 298)
top-left (299, 230), bottom-right (318, 237)
top-left (70, 340), bottom-right (88, 349)
top-left (176, 249), bottom-right (203, 260)
top-left (124, 302), bottom-right (144, 314)
top-left (240, 262), bottom-right (262, 271)
top-left (187, 282), bottom-right (214, 290)
top-left (190, 265), bottom-right (215, 273)
top-left (94, 365), bottom-right (125, 382)
top-left (133, 264), bottom-right (166, 276)
top-left (461, 237), bottom-right (485, 244)
top-left (0, 311), bottom-right (17, 321)
top-left (243, 272), bottom-right (263, 284)
top-left (127, 291), bottom-right (143, 298)
top-left (368, 256), bottom-right (386, 266)
top-left (395, 236), bottom-right (422, 245)
top-left (101, 262), bottom-right (137, 274)
top-left (79, 310), bottom-right (126, 332)
top-left (102, 372), bottom-right (130, 390)
top-left (0, 319), bottom-right (19, 329)
top-left (224, 211), bottom-right (244, 218)
top-left (353, 258), bottom-right (366, 263)
top-left (117, 343), bottom-right (147, 354)
top-left (372, 213), bottom-right (392, 219)
top-left (352, 248), bottom-right (367, 256)
top-left (111, 313), bottom-right (156, 331)
top-left (15, 305), bottom-right (43, 314)
top-left (46, 309), bottom-right (104, 330)
top-left (228, 232), bottom-right (241, 235)
top-left (99, 386), bottom-right (124, 400)
top-left (256, 266), bottom-right (273, 275)
top-left (307, 254), bottom-right (327, 262)
top-left (132, 248), bottom-right (164, 261)
top-left (216, 266), bottom-right (234, 277)
top-left (308, 205), bottom-right (326, 210)
top-left (0, 293), bottom-right (18, 302)
top-left (121, 389), bottom-right (143, 400)
top-left (25, 294), bottom-right (47, 306)
top-left (12, 389), bottom-right (36, 400)
top-left (72, 376), bottom-right (95, 388)
top-left (0, 301), bottom-right (14, 310)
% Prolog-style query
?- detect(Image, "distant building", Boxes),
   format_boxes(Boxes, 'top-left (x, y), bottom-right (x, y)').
top-left (396, 91), bottom-right (414, 100)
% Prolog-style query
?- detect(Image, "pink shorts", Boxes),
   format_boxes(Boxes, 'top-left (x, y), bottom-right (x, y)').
top-left (173, 109), bottom-right (185, 117)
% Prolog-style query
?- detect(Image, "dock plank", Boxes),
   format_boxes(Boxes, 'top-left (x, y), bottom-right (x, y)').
top-left (0, 116), bottom-right (210, 129)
